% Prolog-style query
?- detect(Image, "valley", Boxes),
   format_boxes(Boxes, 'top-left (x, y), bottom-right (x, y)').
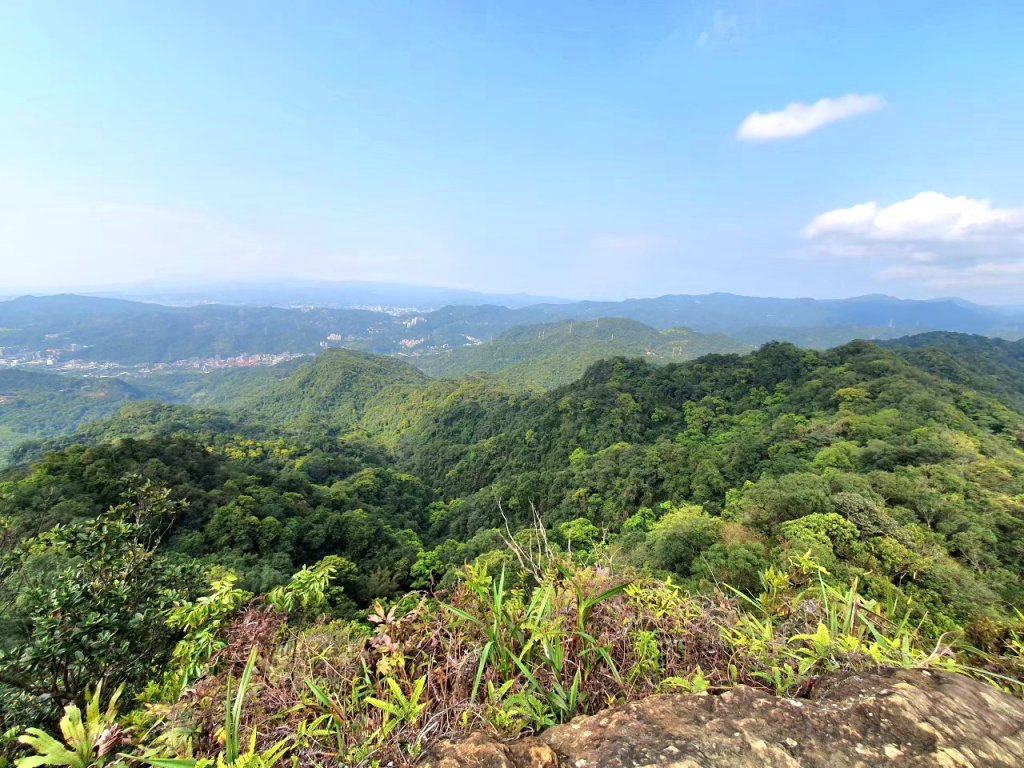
top-left (4, 4), bottom-right (1024, 761)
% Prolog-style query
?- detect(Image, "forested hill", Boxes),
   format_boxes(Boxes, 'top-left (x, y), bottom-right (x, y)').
top-left (2, 330), bottom-right (1024, 756)
top-left (4, 335), bottom-right (1023, 617)
top-left (398, 339), bottom-right (1023, 531)
top-left (0, 294), bottom-right (390, 362)
top-left (0, 362), bottom-right (305, 461)
top-left (882, 333), bottom-right (1024, 412)
top-left (237, 348), bottom-right (429, 431)
top-left (0, 369), bottom-right (146, 458)
top-left (413, 317), bottom-right (752, 389)
top-left (0, 320), bottom-right (741, 457)
top-left (0, 350), bottom-right (425, 461)
top-left (2, 293), bottom-right (1022, 365)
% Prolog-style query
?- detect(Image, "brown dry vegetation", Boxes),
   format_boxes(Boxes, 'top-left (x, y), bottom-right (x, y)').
top-left (138, 552), bottom-right (1024, 767)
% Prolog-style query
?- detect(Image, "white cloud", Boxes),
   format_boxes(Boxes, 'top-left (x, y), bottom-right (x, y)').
top-left (803, 191), bottom-right (1024, 290)
top-left (804, 192), bottom-right (1024, 249)
top-left (736, 93), bottom-right (884, 141)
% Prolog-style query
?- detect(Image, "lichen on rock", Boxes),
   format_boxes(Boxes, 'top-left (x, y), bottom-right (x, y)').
top-left (422, 669), bottom-right (1024, 767)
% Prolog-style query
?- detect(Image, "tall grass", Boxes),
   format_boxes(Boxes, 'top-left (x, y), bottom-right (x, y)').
top-left (141, 648), bottom-right (290, 768)
top-left (17, 551), bottom-right (1024, 768)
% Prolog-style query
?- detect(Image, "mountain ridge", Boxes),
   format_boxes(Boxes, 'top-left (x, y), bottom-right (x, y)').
top-left (2, 292), bottom-right (1021, 368)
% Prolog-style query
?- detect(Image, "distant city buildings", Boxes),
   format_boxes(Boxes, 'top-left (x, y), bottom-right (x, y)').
top-left (0, 341), bottom-right (308, 377)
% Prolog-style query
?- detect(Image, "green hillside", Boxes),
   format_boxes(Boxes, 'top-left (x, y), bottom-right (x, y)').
top-left (2, 334), bottom-right (1024, 764)
top-left (237, 348), bottom-right (429, 431)
top-left (0, 369), bottom-right (147, 459)
top-left (395, 341), bottom-right (1024, 624)
top-left (135, 357), bottom-right (309, 407)
top-left (412, 317), bottom-right (752, 389)
top-left (0, 363), bottom-right (306, 464)
top-left (884, 332), bottom-right (1024, 412)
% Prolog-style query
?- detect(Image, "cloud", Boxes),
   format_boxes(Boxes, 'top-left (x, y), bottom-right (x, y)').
top-left (803, 191), bottom-right (1024, 290)
top-left (804, 192), bottom-right (1024, 250)
top-left (696, 9), bottom-right (739, 48)
top-left (737, 94), bottom-right (884, 141)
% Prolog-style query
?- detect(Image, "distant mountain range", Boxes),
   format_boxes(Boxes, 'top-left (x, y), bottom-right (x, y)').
top-left (497, 293), bottom-right (1024, 347)
top-left (83, 282), bottom-right (1024, 342)
top-left (0, 292), bottom-right (1021, 368)
top-left (91, 279), bottom-right (572, 310)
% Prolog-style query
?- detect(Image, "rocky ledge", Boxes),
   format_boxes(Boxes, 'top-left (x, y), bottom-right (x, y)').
top-left (423, 669), bottom-right (1024, 767)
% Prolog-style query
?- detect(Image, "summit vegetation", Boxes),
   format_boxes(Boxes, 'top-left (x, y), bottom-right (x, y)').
top-left (0, 331), bottom-right (1023, 766)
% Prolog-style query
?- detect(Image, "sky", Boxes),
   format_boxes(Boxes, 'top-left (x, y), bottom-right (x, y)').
top-left (2, 1), bottom-right (1024, 304)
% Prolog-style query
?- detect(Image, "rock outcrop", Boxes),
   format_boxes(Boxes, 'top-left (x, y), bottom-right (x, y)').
top-left (423, 669), bottom-right (1024, 767)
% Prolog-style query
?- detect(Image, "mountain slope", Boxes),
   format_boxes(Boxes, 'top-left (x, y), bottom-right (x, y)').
top-left (884, 332), bottom-right (1024, 412)
top-left (0, 370), bottom-right (155, 460)
top-left (0, 295), bottom-right (390, 363)
top-left (2, 292), bottom-right (1022, 368)
top-left (0, 369), bottom-right (148, 459)
top-left (0, 361), bottom-right (314, 463)
top-left (395, 339), bottom-right (1024, 627)
top-left (238, 348), bottom-right (429, 431)
top-left (412, 317), bottom-right (752, 389)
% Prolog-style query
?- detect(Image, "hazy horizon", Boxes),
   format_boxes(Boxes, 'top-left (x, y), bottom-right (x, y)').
top-left (3, 2), bottom-right (1023, 303)
top-left (4, 278), bottom-right (1021, 312)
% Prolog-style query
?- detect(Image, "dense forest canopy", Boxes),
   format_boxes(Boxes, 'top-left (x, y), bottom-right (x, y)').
top-left (1, 331), bottom-right (1023, 765)
top-left (414, 317), bottom-right (752, 389)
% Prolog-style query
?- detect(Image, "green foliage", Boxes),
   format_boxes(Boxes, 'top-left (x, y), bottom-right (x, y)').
top-left (0, 481), bottom-right (195, 720)
top-left (558, 517), bottom-right (601, 552)
top-left (779, 513), bottom-right (860, 565)
top-left (414, 318), bottom-right (751, 390)
top-left (364, 675), bottom-right (427, 749)
top-left (11, 554), bottom-right (1024, 768)
top-left (442, 564), bottom-right (629, 725)
top-left (623, 505), bottom-right (657, 532)
top-left (161, 572), bottom-right (253, 700)
top-left (3, 332), bottom-right (1024, 765)
top-left (140, 648), bottom-right (290, 768)
top-left (647, 504), bottom-right (723, 579)
top-left (15, 684), bottom-right (125, 768)
top-left (266, 555), bottom-right (353, 619)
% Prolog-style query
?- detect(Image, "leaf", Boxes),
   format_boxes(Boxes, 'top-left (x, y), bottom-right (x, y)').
top-left (365, 697), bottom-right (401, 718)
top-left (470, 640), bottom-right (494, 702)
top-left (440, 602), bottom-right (484, 629)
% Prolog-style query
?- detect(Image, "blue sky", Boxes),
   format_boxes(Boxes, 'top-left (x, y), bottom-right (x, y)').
top-left (2, 1), bottom-right (1023, 303)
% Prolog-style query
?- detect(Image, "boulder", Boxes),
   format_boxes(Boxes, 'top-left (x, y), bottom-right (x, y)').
top-left (422, 669), bottom-right (1024, 767)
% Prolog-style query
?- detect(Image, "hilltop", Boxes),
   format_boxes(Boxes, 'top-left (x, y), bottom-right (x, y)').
top-left (236, 348), bottom-right (429, 432)
top-left (883, 332), bottom-right (1024, 412)
top-left (413, 317), bottom-right (752, 389)
top-left (1, 329), bottom-right (1024, 766)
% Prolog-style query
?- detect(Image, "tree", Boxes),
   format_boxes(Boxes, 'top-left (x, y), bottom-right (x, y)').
top-left (0, 479), bottom-right (196, 724)
top-left (559, 517), bottom-right (602, 552)
top-left (647, 504), bottom-right (723, 579)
